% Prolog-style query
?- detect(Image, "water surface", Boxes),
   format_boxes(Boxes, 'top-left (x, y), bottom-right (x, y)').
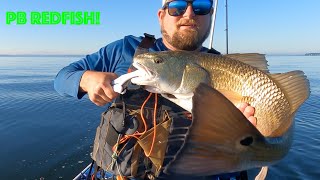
top-left (0, 55), bottom-right (319, 179)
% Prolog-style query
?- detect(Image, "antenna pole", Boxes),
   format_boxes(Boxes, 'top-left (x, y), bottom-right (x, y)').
top-left (208, 0), bottom-right (219, 50)
top-left (225, 0), bottom-right (229, 54)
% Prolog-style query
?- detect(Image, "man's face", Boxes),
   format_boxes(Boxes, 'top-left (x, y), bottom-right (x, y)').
top-left (158, 0), bottom-right (212, 51)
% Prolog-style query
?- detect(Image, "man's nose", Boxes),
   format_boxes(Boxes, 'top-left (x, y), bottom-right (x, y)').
top-left (183, 4), bottom-right (195, 18)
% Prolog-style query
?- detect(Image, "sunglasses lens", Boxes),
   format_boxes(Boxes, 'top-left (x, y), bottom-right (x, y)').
top-left (167, 0), bottom-right (212, 16)
top-left (193, 0), bottom-right (212, 15)
top-left (168, 1), bottom-right (188, 16)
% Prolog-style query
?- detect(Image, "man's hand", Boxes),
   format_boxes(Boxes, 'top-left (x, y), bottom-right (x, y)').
top-left (237, 103), bottom-right (257, 126)
top-left (80, 71), bottom-right (119, 106)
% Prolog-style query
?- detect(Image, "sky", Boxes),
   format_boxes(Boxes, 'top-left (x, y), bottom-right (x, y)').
top-left (0, 0), bottom-right (319, 55)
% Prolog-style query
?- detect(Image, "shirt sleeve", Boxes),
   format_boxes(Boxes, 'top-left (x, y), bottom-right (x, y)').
top-left (53, 38), bottom-right (127, 99)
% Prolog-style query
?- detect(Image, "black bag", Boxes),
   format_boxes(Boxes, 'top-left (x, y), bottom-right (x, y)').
top-left (92, 102), bottom-right (139, 176)
top-left (91, 95), bottom-right (165, 178)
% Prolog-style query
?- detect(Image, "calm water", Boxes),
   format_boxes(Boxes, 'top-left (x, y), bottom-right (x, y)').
top-left (0, 55), bottom-right (319, 179)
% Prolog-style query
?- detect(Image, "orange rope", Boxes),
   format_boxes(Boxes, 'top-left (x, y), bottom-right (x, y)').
top-left (112, 92), bottom-right (159, 158)
top-left (108, 93), bottom-right (160, 179)
top-left (145, 93), bottom-right (158, 157)
top-left (112, 93), bottom-right (153, 152)
top-left (136, 92), bottom-right (153, 135)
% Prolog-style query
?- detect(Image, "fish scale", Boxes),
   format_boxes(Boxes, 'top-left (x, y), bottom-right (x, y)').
top-left (190, 54), bottom-right (291, 137)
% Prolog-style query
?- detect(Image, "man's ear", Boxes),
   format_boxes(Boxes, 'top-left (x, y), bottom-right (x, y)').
top-left (158, 9), bottom-right (165, 24)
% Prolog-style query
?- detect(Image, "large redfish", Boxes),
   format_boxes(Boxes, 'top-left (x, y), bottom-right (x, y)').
top-left (130, 51), bottom-right (310, 176)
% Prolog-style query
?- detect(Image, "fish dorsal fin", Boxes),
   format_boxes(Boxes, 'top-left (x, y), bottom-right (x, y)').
top-left (224, 53), bottom-right (269, 73)
top-left (269, 70), bottom-right (310, 114)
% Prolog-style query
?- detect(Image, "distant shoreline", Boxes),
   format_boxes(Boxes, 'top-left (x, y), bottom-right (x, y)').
top-left (305, 53), bottom-right (320, 56)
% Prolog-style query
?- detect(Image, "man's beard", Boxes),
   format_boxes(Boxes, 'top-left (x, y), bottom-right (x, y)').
top-left (161, 19), bottom-right (211, 51)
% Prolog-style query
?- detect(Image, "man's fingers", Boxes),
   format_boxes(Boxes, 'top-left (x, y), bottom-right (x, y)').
top-left (93, 84), bottom-right (113, 102)
top-left (81, 71), bottom-right (119, 106)
top-left (101, 72), bottom-right (119, 100)
top-left (248, 116), bottom-right (257, 126)
top-left (101, 83), bottom-right (119, 100)
top-left (244, 105), bottom-right (255, 119)
top-left (236, 102), bottom-right (248, 113)
top-left (88, 83), bottom-right (114, 106)
top-left (236, 102), bottom-right (256, 126)
top-left (89, 93), bottom-right (109, 106)
top-left (90, 82), bottom-right (119, 106)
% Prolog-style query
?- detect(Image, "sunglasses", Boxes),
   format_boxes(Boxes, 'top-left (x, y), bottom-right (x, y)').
top-left (162, 0), bottom-right (213, 16)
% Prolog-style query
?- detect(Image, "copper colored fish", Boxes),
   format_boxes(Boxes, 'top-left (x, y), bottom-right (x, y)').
top-left (131, 51), bottom-right (310, 176)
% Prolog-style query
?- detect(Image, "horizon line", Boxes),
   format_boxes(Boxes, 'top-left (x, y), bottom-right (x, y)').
top-left (0, 53), bottom-right (308, 57)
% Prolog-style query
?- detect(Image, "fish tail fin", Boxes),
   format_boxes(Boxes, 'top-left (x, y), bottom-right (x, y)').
top-left (269, 70), bottom-right (310, 114)
top-left (168, 83), bottom-right (265, 175)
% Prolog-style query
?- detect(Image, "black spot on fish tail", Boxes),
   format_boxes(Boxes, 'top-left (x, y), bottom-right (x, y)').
top-left (240, 136), bottom-right (254, 146)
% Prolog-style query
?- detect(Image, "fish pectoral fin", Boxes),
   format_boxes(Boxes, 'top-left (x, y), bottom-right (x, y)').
top-left (269, 70), bottom-right (310, 114)
top-left (191, 83), bottom-right (263, 144)
top-left (224, 53), bottom-right (269, 73)
top-left (169, 83), bottom-right (264, 175)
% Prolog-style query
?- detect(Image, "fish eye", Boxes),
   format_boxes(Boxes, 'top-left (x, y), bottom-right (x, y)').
top-left (154, 58), bottom-right (163, 64)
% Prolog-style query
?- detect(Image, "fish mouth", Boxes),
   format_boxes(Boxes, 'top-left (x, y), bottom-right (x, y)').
top-left (132, 62), bottom-right (155, 77)
top-left (131, 62), bottom-right (156, 85)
